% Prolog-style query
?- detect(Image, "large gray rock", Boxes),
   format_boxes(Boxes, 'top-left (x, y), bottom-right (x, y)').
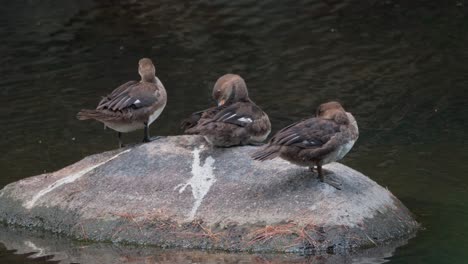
top-left (0, 135), bottom-right (418, 254)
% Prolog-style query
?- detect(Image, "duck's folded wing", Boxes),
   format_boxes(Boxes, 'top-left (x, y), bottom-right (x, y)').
top-left (97, 83), bottom-right (160, 111)
top-left (181, 110), bottom-right (205, 130)
top-left (181, 107), bottom-right (220, 130)
top-left (270, 118), bottom-right (341, 153)
top-left (97, 81), bottom-right (138, 108)
top-left (208, 104), bottom-right (262, 127)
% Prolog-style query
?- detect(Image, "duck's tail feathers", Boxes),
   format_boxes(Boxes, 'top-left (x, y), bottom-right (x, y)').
top-left (181, 117), bottom-right (199, 131)
top-left (251, 146), bottom-right (281, 161)
top-left (76, 109), bottom-right (106, 121)
top-left (183, 125), bottom-right (201, 135)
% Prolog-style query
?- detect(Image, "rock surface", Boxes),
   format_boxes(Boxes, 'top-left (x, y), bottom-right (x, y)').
top-left (0, 135), bottom-right (418, 254)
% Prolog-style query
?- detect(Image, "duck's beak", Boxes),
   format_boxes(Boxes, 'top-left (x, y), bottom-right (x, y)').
top-left (218, 99), bottom-right (226, 106)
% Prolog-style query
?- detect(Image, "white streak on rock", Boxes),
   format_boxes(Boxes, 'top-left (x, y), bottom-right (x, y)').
top-left (174, 146), bottom-right (216, 220)
top-left (24, 241), bottom-right (45, 256)
top-left (24, 149), bottom-right (131, 209)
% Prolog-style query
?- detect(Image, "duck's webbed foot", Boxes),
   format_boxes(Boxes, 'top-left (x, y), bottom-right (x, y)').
top-left (142, 123), bottom-right (163, 143)
top-left (144, 136), bottom-right (163, 142)
top-left (314, 164), bottom-right (342, 190)
top-left (323, 178), bottom-right (342, 190)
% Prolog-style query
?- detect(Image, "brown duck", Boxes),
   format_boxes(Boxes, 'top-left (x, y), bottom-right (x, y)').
top-left (181, 74), bottom-right (271, 147)
top-left (77, 58), bottom-right (167, 147)
top-left (252, 101), bottom-right (358, 185)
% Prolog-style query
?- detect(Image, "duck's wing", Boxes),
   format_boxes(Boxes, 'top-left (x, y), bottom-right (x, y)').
top-left (97, 81), bottom-right (138, 108)
top-left (181, 105), bottom-right (227, 131)
top-left (207, 102), bottom-right (266, 127)
top-left (270, 117), bottom-right (342, 156)
top-left (180, 109), bottom-right (206, 130)
top-left (97, 82), bottom-right (161, 111)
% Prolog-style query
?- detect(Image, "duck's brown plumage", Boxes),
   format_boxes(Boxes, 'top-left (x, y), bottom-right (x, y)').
top-left (77, 58), bottom-right (167, 147)
top-left (181, 74), bottom-right (271, 147)
top-left (252, 101), bottom-right (359, 182)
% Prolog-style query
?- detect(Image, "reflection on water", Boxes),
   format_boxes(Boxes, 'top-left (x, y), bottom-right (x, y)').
top-left (0, 225), bottom-right (404, 264)
top-left (1, 0), bottom-right (467, 263)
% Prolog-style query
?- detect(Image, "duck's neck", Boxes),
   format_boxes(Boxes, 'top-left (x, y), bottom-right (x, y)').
top-left (141, 75), bottom-right (157, 83)
top-left (239, 97), bottom-right (252, 104)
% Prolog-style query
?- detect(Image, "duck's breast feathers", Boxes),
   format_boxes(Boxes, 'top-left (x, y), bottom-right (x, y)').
top-left (97, 81), bottom-right (166, 112)
top-left (346, 112), bottom-right (359, 140)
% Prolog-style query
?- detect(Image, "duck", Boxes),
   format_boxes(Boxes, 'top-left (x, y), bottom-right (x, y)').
top-left (181, 74), bottom-right (271, 147)
top-left (77, 58), bottom-right (167, 148)
top-left (251, 101), bottom-right (358, 187)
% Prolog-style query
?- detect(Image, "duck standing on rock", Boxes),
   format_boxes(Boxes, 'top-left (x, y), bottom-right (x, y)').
top-left (77, 58), bottom-right (167, 148)
top-left (252, 101), bottom-right (358, 188)
top-left (181, 74), bottom-right (271, 147)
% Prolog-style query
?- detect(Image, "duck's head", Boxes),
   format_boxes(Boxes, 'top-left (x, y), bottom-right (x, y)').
top-left (316, 101), bottom-right (348, 123)
top-left (212, 74), bottom-right (249, 106)
top-left (138, 58), bottom-right (156, 82)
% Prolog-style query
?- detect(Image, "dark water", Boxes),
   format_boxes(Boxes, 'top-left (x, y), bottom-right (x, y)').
top-left (1, 0), bottom-right (467, 263)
